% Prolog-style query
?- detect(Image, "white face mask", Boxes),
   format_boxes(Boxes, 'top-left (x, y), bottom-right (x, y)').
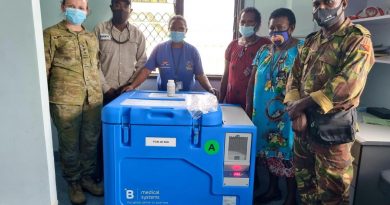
top-left (239, 25), bottom-right (255, 37)
top-left (169, 31), bottom-right (186, 42)
top-left (65, 8), bottom-right (87, 25)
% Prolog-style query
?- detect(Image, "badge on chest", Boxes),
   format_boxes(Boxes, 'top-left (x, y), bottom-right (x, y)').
top-left (99, 33), bottom-right (111, 41)
top-left (185, 61), bottom-right (193, 71)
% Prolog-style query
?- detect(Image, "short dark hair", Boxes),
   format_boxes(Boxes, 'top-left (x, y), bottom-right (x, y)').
top-left (168, 15), bottom-right (187, 29)
top-left (111, 0), bottom-right (131, 5)
top-left (240, 7), bottom-right (262, 31)
top-left (269, 8), bottom-right (296, 27)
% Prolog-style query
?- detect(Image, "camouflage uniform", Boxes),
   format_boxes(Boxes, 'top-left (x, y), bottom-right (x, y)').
top-left (44, 20), bottom-right (103, 182)
top-left (285, 19), bottom-right (375, 204)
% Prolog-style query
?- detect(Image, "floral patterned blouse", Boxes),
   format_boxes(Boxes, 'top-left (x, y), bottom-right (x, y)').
top-left (252, 40), bottom-right (303, 160)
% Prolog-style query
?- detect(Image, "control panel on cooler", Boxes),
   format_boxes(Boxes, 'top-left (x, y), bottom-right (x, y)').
top-left (223, 133), bottom-right (252, 187)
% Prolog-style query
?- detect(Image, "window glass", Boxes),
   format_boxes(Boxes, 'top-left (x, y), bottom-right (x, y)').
top-left (185, 0), bottom-right (234, 75)
top-left (131, 0), bottom-right (234, 75)
top-left (131, 0), bottom-right (175, 56)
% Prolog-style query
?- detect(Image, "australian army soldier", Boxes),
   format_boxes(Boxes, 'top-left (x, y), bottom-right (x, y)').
top-left (44, 0), bottom-right (104, 204)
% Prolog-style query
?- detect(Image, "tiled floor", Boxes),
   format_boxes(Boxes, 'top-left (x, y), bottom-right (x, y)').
top-left (55, 161), bottom-right (287, 205)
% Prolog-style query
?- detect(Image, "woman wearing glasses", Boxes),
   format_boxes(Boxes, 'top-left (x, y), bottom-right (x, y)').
top-left (219, 7), bottom-right (271, 109)
top-left (247, 8), bottom-right (302, 205)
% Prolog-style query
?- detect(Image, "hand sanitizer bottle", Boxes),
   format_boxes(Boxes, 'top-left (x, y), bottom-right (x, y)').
top-left (167, 80), bottom-right (175, 97)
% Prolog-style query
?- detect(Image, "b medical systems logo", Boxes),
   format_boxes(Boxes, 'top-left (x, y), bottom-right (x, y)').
top-left (125, 189), bottom-right (134, 200)
top-left (124, 188), bottom-right (168, 204)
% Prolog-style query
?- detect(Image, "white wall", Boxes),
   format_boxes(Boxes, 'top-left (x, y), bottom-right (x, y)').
top-left (0, 0), bottom-right (57, 204)
top-left (346, 0), bottom-right (390, 108)
top-left (244, 0), bottom-right (255, 7)
top-left (254, 0), bottom-right (315, 38)
top-left (291, 1), bottom-right (315, 37)
top-left (360, 64), bottom-right (390, 108)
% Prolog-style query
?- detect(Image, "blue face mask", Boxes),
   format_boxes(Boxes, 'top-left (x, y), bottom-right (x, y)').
top-left (270, 30), bottom-right (290, 46)
top-left (169, 31), bottom-right (186, 43)
top-left (239, 25), bottom-right (255, 38)
top-left (65, 8), bottom-right (87, 25)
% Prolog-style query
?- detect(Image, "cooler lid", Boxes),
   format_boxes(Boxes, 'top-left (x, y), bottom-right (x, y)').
top-left (102, 90), bottom-right (222, 126)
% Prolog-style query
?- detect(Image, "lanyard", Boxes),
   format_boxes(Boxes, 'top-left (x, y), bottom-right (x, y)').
top-left (110, 24), bottom-right (130, 44)
top-left (170, 44), bottom-right (183, 79)
top-left (267, 45), bottom-right (288, 83)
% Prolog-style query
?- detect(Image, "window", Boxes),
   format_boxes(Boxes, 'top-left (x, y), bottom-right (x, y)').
top-left (131, 0), bottom-right (175, 56)
top-left (131, 0), bottom-right (235, 75)
top-left (185, 1), bottom-right (235, 75)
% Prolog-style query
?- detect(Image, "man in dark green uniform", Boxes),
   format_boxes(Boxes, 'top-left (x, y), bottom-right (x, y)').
top-left (284, 0), bottom-right (375, 204)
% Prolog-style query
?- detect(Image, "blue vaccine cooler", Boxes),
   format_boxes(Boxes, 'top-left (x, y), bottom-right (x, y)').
top-left (102, 91), bottom-right (257, 205)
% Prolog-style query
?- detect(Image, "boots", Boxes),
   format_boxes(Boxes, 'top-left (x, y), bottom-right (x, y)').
top-left (81, 175), bottom-right (104, 196)
top-left (283, 177), bottom-right (297, 205)
top-left (253, 157), bottom-right (261, 196)
top-left (254, 173), bottom-right (282, 204)
top-left (69, 181), bottom-right (86, 205)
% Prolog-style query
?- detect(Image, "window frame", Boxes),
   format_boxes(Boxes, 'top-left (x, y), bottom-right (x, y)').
top-left (147, 0), bottom-right (244, 77)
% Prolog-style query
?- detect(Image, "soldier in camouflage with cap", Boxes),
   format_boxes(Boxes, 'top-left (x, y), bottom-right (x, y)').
top-left (284, 0), bottom-right (374, 204)
top-left (43, 0), bottom-right (103, 204)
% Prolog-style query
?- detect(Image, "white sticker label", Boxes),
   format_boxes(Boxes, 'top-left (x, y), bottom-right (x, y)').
top-left (145, 137), bottom-right (176, 147)
top-left (176, 81), bottom-right (183, 91)
top-left (223, 196), bottom-right (236, 205)
top-left (99, 33), bottom-right (111, 40)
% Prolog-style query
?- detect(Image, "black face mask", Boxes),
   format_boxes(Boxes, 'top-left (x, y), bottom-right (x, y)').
top-left (112, 10), bottom-right (129, 25)
top-left (313, 2), bottom-right (343, 27)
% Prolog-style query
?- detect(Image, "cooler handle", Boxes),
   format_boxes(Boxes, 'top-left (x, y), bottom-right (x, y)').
top-left (122, 125), bottom-right (131, 146)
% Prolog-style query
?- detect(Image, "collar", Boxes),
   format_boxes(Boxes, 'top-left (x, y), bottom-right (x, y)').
top-left (333, 18), bottom-right (352, 36)
top-left (321, 18), bottom-right (352, 37)
top-left (108, 20), bottom-right (130, 32)
top-left (315, 18), bottom-right (352, 44)
top-left (169, 40), bottom-right (186, 48)
top-left (58, 20), bottom-right (87, 34)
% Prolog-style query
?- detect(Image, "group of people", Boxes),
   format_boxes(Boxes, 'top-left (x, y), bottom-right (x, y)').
top-left (44, 0), bottom-right (374, 204)
top-left (44, 0), bottom-right (216, 204)
top-left (221, 1), bottom-right (374, 205)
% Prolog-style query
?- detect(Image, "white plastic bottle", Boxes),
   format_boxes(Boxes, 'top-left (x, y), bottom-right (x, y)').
top-left (167, 79), bottom-right (175, 97)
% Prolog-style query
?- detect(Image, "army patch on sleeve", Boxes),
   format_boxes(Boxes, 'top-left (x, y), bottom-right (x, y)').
top-left (357, 43), bottom-right (371, 55)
